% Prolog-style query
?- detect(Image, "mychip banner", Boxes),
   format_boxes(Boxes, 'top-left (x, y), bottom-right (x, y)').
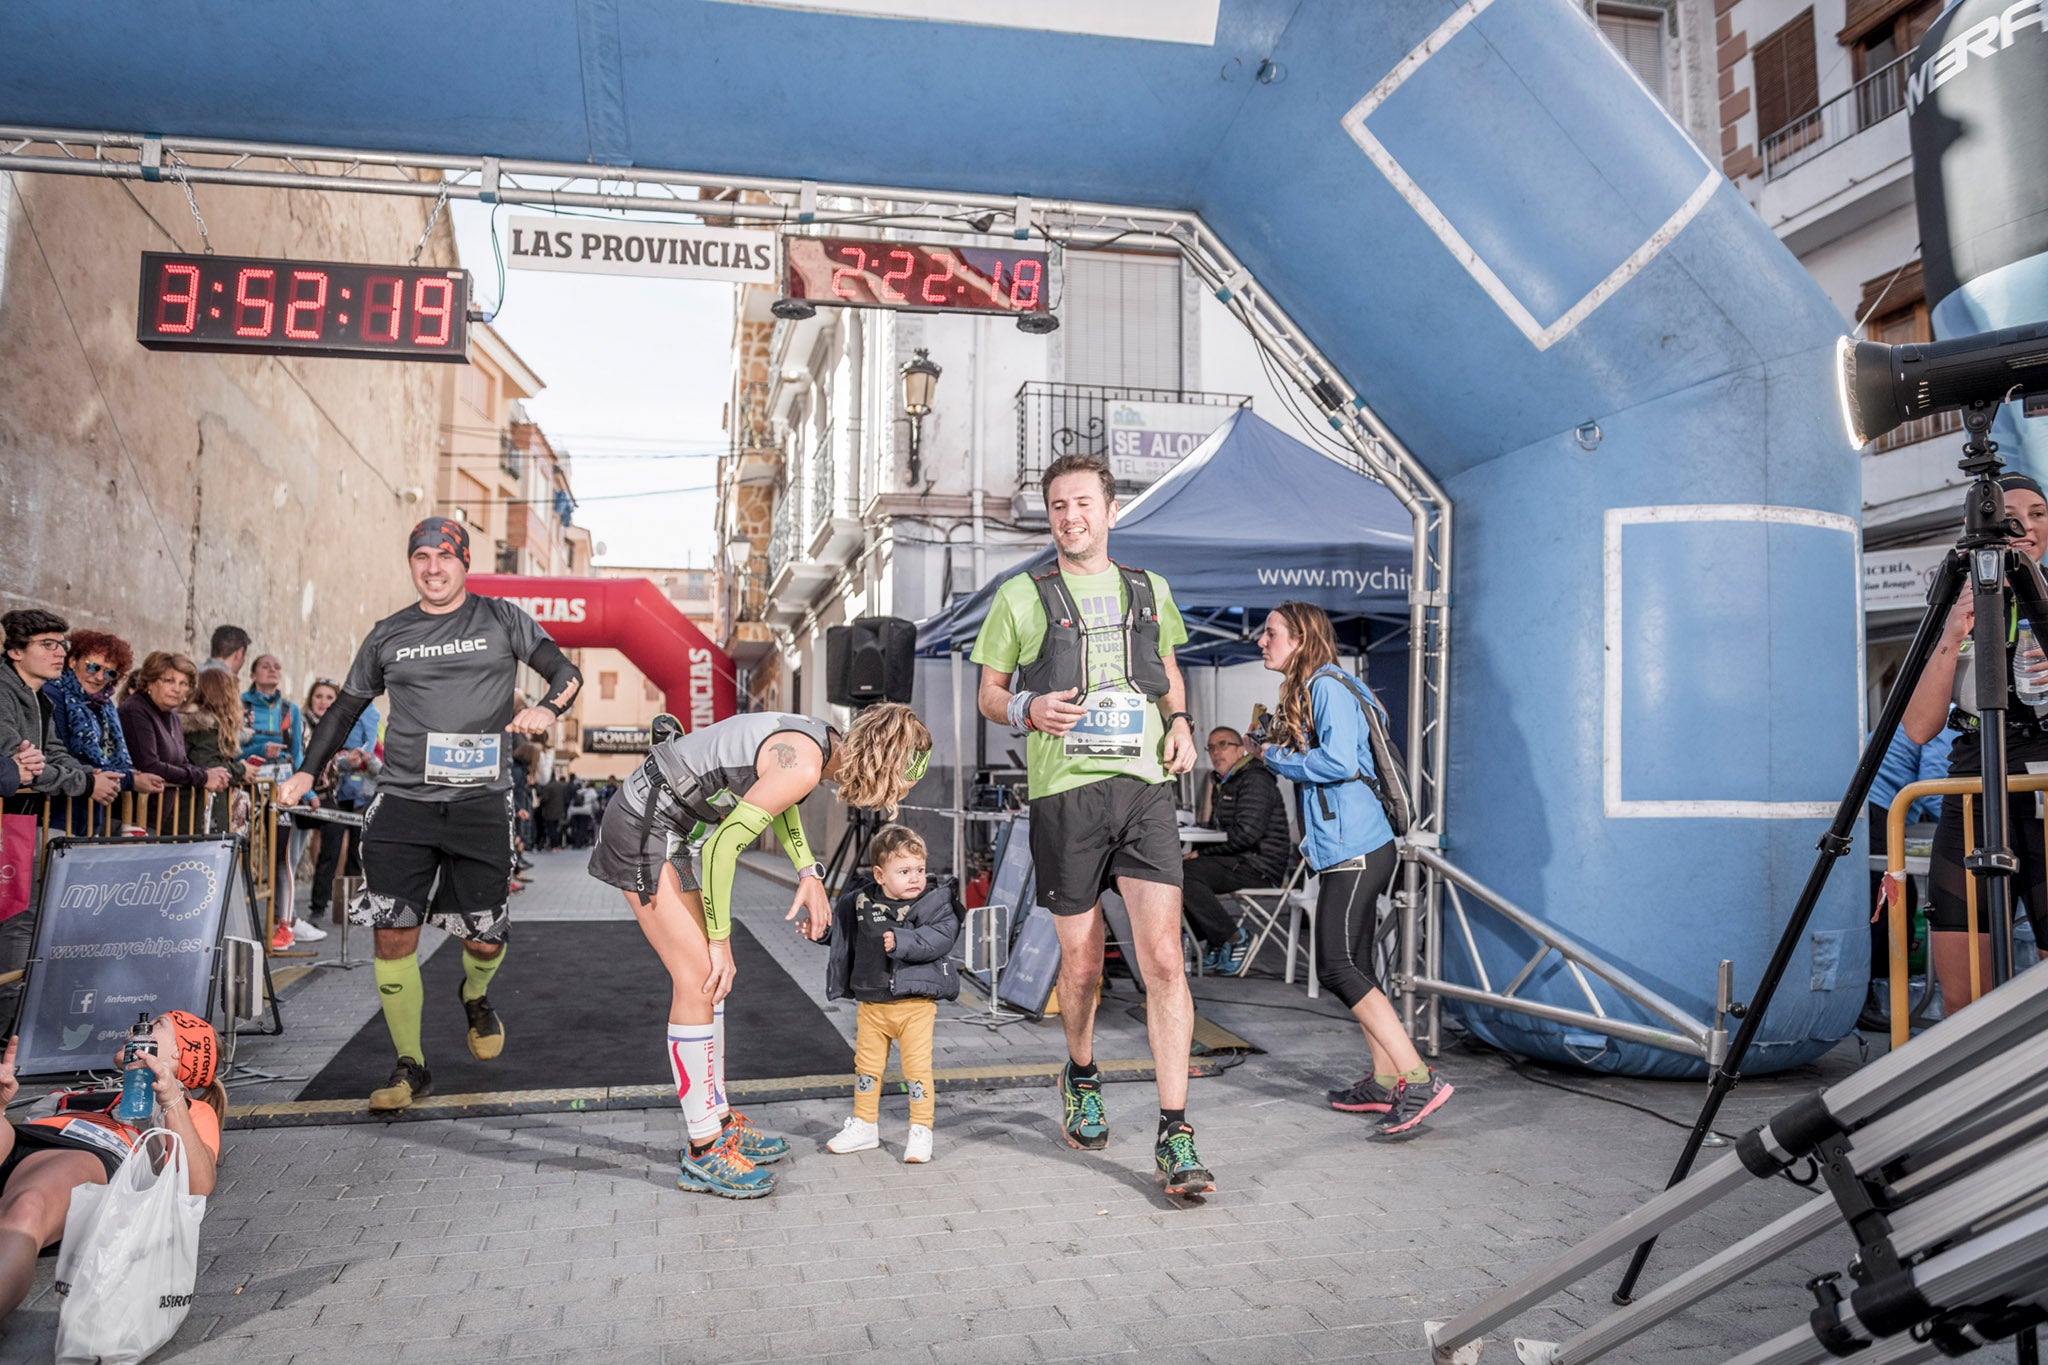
top-left (14, 837), bottom-right (242, 1078)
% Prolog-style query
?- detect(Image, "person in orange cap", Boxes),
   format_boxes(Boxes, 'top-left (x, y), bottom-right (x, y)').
top-left (0, 1011), bottom-right (226, 1319)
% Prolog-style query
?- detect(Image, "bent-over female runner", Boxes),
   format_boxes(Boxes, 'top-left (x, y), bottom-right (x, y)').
top-left (587, 702), bottom-right (933, 1196)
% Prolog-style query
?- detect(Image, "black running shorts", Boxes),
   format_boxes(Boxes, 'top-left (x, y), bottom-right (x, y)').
top-left (586, 794), bottom-right (700, 899)
top-left (350, 789), bottom-right (515, 944)
top-left (1029, 775), bottom-right (1183, 916)
top-left (1928, 792), bottom-right (2048, 940)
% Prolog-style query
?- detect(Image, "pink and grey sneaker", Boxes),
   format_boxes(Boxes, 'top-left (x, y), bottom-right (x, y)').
top-left (1327, 1074), bottom-right (1397, 1113)
top-left (1375, 1070), bottom-right (1454, 1137)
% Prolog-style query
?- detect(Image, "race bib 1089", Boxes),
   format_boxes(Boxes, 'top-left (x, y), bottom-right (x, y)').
top-left (1063, 691), bottom-right (1147, 759)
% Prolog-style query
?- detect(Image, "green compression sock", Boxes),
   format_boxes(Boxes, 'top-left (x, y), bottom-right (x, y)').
top-left (461, 945), bottom-right (507, 1002)
top-left (374, 954), bottom-right (426, 1064)
top-left (1399, 1066), bottom-right (1432, 1085)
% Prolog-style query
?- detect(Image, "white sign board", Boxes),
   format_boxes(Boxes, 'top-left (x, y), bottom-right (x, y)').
top-left (1864, 544), bottom-right (1949, 612)
top-left (1106, 401), bottom-right (1234, 485)
top-left (506, 215), bottom-right (776, 283)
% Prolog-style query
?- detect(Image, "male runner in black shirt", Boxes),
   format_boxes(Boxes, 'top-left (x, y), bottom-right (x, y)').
top-left (279, 518), bottom-right (581, 1111)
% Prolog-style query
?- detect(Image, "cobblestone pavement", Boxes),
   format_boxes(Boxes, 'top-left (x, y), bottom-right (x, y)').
top-left (1, 849), bottom-right (2019, 1363)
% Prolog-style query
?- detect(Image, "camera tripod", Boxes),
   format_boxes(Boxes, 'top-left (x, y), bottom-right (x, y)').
top-left (1591, 399), bottom-right (2047, 1359)
top-left (822, 806), bottom-right (881, 897)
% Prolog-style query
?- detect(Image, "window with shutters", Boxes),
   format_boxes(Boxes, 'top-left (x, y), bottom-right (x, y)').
top-left (1062, 251), bottom-right (1184, 390)
top-left (1842, 0), bottom-right (1940, 77)
top-left (1753, 10), bottom-right (1820, 143)
top-left (1596, 6), bottom-right (1665, 103)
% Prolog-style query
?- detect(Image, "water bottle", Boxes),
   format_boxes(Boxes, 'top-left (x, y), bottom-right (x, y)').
top-left (2017, 627), bottom-right (2048, 709)
top-left (114, 1014), bottom-right (156, 1122)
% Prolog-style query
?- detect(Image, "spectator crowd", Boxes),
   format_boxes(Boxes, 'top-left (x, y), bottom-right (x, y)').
top-left (0, 613), bottom-right (395, 1006)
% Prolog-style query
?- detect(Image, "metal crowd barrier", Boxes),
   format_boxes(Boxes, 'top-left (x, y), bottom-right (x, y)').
top-left (24, 773), bottom-right (294, 949)
top-left (1881, 774), bottom-right (2048, 1050)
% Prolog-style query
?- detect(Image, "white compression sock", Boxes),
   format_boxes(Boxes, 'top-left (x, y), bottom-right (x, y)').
top-left (666, 1022), bottom-right (721, 1143)
top-left (712, 1004), bottom-right (730, 1121)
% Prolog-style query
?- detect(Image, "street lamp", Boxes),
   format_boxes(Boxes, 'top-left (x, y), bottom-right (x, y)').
top-left (900, 348), bottom-right (942, 484)
top-left (726, 533), bottom-right (752, 571)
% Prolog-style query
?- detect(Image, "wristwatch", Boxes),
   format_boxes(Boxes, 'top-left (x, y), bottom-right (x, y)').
top-left (1167, 711), bottom-right (1195, 731)
top-left (797, 862), bottom-right (827, 882)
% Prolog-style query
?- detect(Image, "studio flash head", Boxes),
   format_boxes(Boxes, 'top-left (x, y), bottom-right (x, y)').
top-left (1835, 321), bottom-right (2048, 449)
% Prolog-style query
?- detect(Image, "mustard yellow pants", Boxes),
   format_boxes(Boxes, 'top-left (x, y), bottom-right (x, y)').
top-left (852, 998), bottom-right (937, 1127)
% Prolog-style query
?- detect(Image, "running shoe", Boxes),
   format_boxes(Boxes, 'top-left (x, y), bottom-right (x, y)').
top-left (268, 921), bottom-right (295, 953)
top-left (290, 920), bottom-right (329, 943)
top-left (1327, 1074), bottom-right (1397, 1113)
top-left (677, 1133), bottom-right (776, 1199)
top-left (368, 1057), bottom-right (431, 1113)
top-left (1215, 927), bottom-right (1252, 976)
top-left (1376, 1070), bottom-right (1455, 1137)
top-left (722, 1110), bottom-right (790, 1164)
top-left (825, 1116), bottom-right (880, 1153)
top-left (1154, 1125), bottom-right (1216, 1195)
top-left (904, 1124), bottom-right (934, 1164)
top-left (1060, 1063), bottom-right (1109, 1150)
top-left (460, 985), bottom-right (506, 1061)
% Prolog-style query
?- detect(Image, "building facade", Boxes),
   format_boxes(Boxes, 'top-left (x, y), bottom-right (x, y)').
top-left (713, 233), bottom-right (1351, 864)
top-left (0, 163), bottom-right (452, 694)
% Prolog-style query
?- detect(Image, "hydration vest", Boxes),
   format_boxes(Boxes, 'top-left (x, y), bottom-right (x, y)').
top-left (1011, 563), bottom-right (1170, 700)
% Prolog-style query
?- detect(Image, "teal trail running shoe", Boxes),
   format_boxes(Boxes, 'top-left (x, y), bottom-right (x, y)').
top-left (677, 1133), bottom-right (776, 1199)
top-left (722, 1110), bottom-right (790, 1164)
top-left (1155, 1125), bottom-right (1216, 1196)
top-left (1060, 1063), bottom-right (1110, 1150)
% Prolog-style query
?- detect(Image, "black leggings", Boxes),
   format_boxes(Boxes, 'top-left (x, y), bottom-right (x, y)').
top-left (1314, 840), bottom-right (1400, 1009)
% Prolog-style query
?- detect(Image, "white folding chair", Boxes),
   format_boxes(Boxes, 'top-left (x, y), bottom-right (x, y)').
top-left (1228, 860), bottom-right (1314, 987)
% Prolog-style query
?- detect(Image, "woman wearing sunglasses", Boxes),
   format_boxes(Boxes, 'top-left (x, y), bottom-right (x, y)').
top-left (45, 631), bottom-right (162, 831)
top-left (585, 702), bottom-right (933, 1198)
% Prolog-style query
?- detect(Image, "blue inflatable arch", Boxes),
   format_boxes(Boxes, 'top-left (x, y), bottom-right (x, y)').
top-left (1, 0), bottom-right (1864, 1075)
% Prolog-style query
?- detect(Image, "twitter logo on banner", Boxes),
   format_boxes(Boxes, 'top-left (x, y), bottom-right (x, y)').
top-left (61, 1022), bottom-right (92, 1051)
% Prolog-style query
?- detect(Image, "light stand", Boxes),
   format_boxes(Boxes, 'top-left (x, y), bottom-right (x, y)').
top-left (1602, 401), bottom-right (2048, 1364)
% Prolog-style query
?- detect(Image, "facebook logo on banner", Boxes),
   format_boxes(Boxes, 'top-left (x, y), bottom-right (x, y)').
top-left (69, 989), bottom-right (95, 1015)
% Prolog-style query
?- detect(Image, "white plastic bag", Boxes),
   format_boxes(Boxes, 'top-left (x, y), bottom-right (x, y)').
top-left (54, 1128), bottom-right (207, 1365)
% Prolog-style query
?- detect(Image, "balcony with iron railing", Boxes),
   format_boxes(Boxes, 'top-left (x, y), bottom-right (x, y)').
top-left (1015, 382), bottom-right (1250, 500)
top-left (1762, 55), bottom-right (1907, 183)
top-left (767, 468), bottom-right (804, 587)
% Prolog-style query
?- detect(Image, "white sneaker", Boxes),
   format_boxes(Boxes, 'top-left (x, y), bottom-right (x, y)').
top-left (826, 1116), bottom-right (879, 1154)
top-left (289, 921), bottom-right (329, 942)
top-left (904, 1124), bottom-right (933, 1164)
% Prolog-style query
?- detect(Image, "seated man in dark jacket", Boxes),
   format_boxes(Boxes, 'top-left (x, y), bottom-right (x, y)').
top-left (1186, 728), bottom-right (1291, 973)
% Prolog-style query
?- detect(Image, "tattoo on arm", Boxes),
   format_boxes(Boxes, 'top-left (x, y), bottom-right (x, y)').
top-left (771, 742), bottom-right (799, 770)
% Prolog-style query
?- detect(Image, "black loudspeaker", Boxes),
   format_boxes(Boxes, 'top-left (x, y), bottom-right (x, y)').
top-left (825, 616), bottom-right (917, 706)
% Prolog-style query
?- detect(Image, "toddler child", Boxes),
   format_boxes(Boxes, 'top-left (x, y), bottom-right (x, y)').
top-left (817, 825), bottom-right (960, 1163)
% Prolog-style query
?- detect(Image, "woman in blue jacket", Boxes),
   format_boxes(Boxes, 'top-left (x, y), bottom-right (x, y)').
top-left (1256, 601), bottom-right (1453, 1137)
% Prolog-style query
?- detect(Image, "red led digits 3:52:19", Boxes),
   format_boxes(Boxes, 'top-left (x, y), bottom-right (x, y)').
top-left (136, 253), bottom-right (472, 362)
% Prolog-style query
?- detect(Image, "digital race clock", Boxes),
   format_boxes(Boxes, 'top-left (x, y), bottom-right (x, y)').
top-left (136, 252), bottom-right (471, 362)
top-left (783, 237), bottom-right (1049, 315)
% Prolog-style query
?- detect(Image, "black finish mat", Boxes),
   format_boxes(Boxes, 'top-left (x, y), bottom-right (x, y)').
top-left (296, 919), bottom-right (854, 1101)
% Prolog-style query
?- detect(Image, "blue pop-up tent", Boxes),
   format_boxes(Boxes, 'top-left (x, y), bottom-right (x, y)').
top-left (918, 408), bottom-right (1413, 656)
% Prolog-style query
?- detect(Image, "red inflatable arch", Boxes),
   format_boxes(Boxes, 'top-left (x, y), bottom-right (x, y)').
top-left (468, 575), bottom-right (736, 731)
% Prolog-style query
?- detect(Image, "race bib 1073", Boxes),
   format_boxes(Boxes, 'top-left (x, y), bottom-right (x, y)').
top-left (425, 732), bottom-right (502, 786)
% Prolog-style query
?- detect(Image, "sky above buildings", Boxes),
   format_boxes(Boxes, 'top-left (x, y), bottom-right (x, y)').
top-left (452, 202), bottom-right (731, 569)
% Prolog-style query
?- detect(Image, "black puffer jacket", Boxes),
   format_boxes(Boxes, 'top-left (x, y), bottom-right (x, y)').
top-left (818, 874), bottom-right (962, 1003)
top-left (1201, 758), bottom-right (1291, 882)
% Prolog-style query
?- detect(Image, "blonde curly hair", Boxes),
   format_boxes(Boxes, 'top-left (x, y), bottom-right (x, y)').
top-left (832, 702), bottom-right (932, 816)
